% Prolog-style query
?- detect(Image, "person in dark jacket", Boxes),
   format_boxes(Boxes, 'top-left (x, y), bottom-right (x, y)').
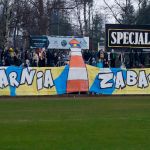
top-left (110, 49), bottom-right (116, 68)
top-left (139, 50), bottom-right (145, 67)
top-left (129, 50), bottom-right (134, 68)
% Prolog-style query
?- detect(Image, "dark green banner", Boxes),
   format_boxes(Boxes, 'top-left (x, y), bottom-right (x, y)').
top-left (30, 36), bottom-right (49, 48)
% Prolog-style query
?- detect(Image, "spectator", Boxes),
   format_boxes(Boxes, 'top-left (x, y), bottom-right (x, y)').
top-left (4, 49), bottom-right (11, 66)
top-left (24, 59), bottom-right (30, 67)
top-left (110, 49), bottom-right (116, 68)
top-left (53, 52), bottom-right (58, 66)
top-left (97, 59), bottom-right (103, 68)
top-left (46, 49), bottom-right (54, 66)
top-left (83, 50), bottom-right (90, 64)
top-left (38, 48), bottom-right (46, 67)
top-left (103, 52), bottom-right (108, 68)
top-left (33, 51), bottom-right (39, 67)
top-left (91, 57), bottom-right (97, 66)
top-left (134, 50), bottom-right (139, 67)
top-left (129, 50), bottom-right (134, 68)
top-left (139, 50), bottom-right (145, 67)
top-left (14, 50), bottom-right (22, 66)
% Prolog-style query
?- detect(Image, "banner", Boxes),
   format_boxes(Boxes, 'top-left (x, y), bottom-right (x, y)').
top-left (106, 24), bottom-right (150, 49)
top-left (30, 36), bottom-right (89, 49)
top-left (88, 67), bottom-right (150, 95)
top-left (0, 66), bottom-right (150, 96)
top-left (47, 36), bottom-right (89, 49)
top-left (30, 36), bottom-right (49, 49)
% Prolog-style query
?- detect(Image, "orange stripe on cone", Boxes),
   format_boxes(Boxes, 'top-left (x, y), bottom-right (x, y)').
top-left (69, 56), bottom-right (86, 68)
top-left (67, 80), bottom-right (89, 93)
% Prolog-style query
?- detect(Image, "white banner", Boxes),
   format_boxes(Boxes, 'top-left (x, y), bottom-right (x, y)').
top-left (47, 36), bottom-right (89, 49)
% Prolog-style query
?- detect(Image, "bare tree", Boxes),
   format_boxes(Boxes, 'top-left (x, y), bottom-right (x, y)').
top-left (0, 0), bottom-right (14, 48)
top-left (0, 0), bottom-right (105, 49)
top-left (103, 0), bottom-right (136, 24)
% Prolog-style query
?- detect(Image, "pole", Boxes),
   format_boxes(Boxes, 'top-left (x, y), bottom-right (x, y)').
top-left (57, 10), bottom-right (59, 35)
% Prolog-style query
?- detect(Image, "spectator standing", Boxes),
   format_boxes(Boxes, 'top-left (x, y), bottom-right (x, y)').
top-left (32, 51), bottom-right (39, 67)
top-left (46, 49), bottom-right (54, 66)
top-left (129, 50), bottom-right (134, 68)
top-left (53, 52), bottom-right (58, 66)
top-left (91, 57), bottom-right (97, 66)
top-left (38, 48), bottom-right (46, 67)
top-left (139, 50), bottom-right (145, 67)
top-left (110, 49), bottom-right (116, 68)
top-left (103, 52), bottom-right (108, 68)
top-left (134, 50), bottom-right (139, 67)
top-left (14, 50), bottom-right (22, 66)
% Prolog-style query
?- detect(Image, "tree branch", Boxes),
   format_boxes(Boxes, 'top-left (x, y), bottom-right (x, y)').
top-left (103, 0), bottom-right (122, 24)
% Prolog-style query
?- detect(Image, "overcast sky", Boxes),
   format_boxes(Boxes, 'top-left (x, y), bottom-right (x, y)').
top-left (94, 0), bottom-right (138, 23)
top-left (94, 0), bottom-right (116, 23)
top-left (95, 0), bottom-right (138, 7)
top-left (94, 0), bottom-right (113, 8)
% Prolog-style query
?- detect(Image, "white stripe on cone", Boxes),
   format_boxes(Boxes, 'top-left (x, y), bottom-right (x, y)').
top-left (71, 51), bottom-right (82, 56)
top-left (70, 48), bottom-right (81, 52)
top-left (68, 68), bottom-right (88, 80)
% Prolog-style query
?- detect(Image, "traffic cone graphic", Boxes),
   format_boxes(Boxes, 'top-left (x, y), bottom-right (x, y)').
top-left (67, 39), bottom-right (89, 93)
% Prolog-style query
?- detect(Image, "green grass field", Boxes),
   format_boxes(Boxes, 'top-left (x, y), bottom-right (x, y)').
top-left (0, 96), bottom-right (150, 150)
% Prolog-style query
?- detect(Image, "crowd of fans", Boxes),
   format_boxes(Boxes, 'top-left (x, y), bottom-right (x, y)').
top-left (0, 48), bottom-right (70, 67)
top-left (83, 49), bottom-right (148, 68)
top-left (0, 47), bottom-right (149, 68)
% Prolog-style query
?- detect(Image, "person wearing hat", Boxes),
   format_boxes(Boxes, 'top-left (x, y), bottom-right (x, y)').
top-left (9, 48), bottom-right (15, 57)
